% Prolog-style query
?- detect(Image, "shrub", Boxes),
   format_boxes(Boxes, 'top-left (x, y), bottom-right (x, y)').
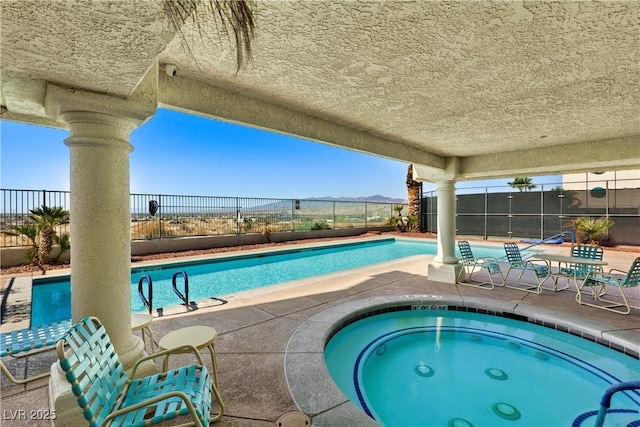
top-left (311, 220), bottom-right (330, 230)
top-left (573, 217), bottom-right (614, 245)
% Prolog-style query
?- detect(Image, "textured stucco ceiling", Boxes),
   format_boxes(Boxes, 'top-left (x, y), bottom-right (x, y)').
top-left (1, 0), bottom-right (639, 181)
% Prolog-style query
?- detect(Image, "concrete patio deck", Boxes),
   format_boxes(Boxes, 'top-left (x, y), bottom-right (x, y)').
top-left (1, 239), bottom-right (639, 426)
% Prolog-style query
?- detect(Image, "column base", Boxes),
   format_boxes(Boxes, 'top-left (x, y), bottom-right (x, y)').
top-left (427, 261), bottom-right (462, 284)
top-left (49, 363), bottom-right (85, 427)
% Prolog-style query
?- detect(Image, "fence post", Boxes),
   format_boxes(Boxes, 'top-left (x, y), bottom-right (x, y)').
top-left (364, 203), bottom-right (368, 229)
top-left (484, 188), bottom-right (488, 240)
top-left (331, 201), bottom-right (335, 229)
top-left (157, 194), bottom-right (163, 239)
top-left (605, 180), bottom-right (610, 219)
top-left (507, 193), bottom-right (513, 239)
top-left (236, 197), bottom-right (241, 235)
top-left (540, 186), bottom-right (544, 240)
top-left (558, 189), bottom-right (565, 233)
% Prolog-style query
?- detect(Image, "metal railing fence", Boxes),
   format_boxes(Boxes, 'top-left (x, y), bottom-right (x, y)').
top-left (421, 178), bottom-right (640, 245)
top-left (1, 189), bottom-right (403, 247)
top-left (1, 189), bottom-right (72, 247)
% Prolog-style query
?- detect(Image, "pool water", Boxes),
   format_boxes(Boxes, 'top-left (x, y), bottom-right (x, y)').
top-left (324, 310), bottom-right (640, 426)
top-left (31, 238), bottom-right (508, 327)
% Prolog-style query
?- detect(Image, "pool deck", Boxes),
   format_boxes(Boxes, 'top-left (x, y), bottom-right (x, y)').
top-left (1, 238), bottom-right (639, 426)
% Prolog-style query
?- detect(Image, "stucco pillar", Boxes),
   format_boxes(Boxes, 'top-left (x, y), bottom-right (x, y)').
top-left (62, 111), bottom-right (143, 362)
top-left (427, 180), bottom-right (461, 283)
top-left (44, 85), bottom-right (157, 426)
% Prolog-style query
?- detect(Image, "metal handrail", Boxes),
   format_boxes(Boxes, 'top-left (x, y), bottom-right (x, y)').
top-left (137, 275), bottom-right (153, 315)
top-left (594, 380), bottom-right (640, 427)
top-left (172, 270), bottom-right (190, 310)
top-left (520, 231), bottom-right (575, 252)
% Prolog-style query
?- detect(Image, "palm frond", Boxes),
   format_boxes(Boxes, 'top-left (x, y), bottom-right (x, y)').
top-left (2, 225), bottom-right (40, 243)
top-left (163, 0), bottom-right (256, 72)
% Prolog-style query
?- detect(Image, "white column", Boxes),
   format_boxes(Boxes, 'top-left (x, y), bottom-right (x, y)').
top-left (62, 111), bottom-right (143, 365)
top-left (427, 180), bottom-right (461, 283)
top-left (434, 180), bottom-right (458, 264)
top-left (44, 85), bottom-right (158, 426)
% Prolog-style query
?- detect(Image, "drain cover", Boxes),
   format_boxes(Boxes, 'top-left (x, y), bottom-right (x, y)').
top-left (276, 411), bottom-right (311, 427)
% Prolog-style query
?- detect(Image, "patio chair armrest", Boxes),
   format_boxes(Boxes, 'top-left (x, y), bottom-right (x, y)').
top-left (130, 344), bottom-right (206, 377)
top-left (606, 268), bottom-right (626, 275)
top-left (529, 257), bottom-right (550, 266)
top-left (527, 258), bottom-right (551, 269)
top-left (525, 260), bottom-right (550, 276)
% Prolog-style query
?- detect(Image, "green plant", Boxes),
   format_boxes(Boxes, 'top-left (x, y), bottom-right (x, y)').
top-left (575, 217), bottom-right (614, 245)
top-left (261, 220), bottom-right (276, 243)
top-left (239, 217), bottom-right (254, 233)
top-left (406, 215), bottom-right (419, 232)
top-left (2, 205), bottom-right (69, 272)
top-left (52, 232), bottom-right (71, 263)
top-left (29, 205), bottom-right (70, 266)
top-left (163, 0), bottom-right (255, 72)
top-left (393, 205), bottom-right (406, 232)
top-left (311, 220), bottom-right (330, 231)
top-left (3, 224), bottom-right (40, 266)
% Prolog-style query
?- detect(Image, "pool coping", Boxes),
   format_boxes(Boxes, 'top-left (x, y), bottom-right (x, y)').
top-left (284, 294), bottom-right (640, 427)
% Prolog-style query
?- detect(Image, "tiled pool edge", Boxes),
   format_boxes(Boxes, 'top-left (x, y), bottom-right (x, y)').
top-left (284, 294), bottom-right (640, 427)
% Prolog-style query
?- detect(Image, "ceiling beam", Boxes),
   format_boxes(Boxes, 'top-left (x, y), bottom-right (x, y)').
top-left (459, 136), bottom-right (640, 180)
top-left (158, 74), bottom-right (445, 169)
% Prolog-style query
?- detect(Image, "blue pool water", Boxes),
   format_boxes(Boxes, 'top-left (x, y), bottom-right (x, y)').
top-left (31, 238), bottom-right (507, 327)
top-left (324, 309), bottom-right (640, 426)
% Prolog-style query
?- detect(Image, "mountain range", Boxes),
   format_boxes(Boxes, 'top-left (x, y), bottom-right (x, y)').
top-left (306, 195), bottom-right (406, 203)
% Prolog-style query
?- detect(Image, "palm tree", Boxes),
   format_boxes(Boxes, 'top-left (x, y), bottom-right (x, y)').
top-left (2, 224), bottom-right (40, 267)
top-left (406, 165), bottom-right (421, 231)
top-left (29, 205), bottom-right (70, 267)
top-left (163, 0), bottom-right (256, 71)
top-left (508, 177), bottom-right (537, 192)
top-left (393, 205), bottom-right (406, 231)
top-left (406, 165), bottom-right (421, 216)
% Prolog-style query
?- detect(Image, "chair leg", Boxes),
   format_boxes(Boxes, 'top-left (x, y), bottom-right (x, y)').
top-left (1, 359), bottom-right (50, 385)
top-left (209, 377), bottom-right (225, 422)
top-left (141, 326), bottom-right (156, 353)
top-left (503, 268), bottom-right (543, 294)
top-left (576, 283), bottom-right (632, 315)
top-left (543, 271), bottom-right (570, 293)
top-left (457, 264), bottom-right (497, 290)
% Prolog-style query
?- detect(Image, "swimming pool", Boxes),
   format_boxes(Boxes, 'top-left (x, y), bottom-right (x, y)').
top-left (324, 308), bottom-right (640, 426)
top-left (31, 238), bottom-right (511, 327)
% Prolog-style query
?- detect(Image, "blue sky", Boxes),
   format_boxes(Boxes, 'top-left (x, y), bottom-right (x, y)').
top-left (1, 108), bottom-right (560, 199)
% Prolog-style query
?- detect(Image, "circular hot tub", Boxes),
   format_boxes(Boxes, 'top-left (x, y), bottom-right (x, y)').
top-left (284, 296), bottom-right (640, 426)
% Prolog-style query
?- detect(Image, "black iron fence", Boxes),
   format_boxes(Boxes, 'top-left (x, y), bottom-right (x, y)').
top-left (421, 179), bottom-right (640, 245)
top-left (4, 177), bottom-right (638, 248)
top-left (0, 189), bottom-right (403, 247)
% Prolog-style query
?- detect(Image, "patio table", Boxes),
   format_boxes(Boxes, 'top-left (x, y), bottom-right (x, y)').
top-left (535, 253), bottom-right (608, 292)
top-left (159, 325), bottom-right (220, 389)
